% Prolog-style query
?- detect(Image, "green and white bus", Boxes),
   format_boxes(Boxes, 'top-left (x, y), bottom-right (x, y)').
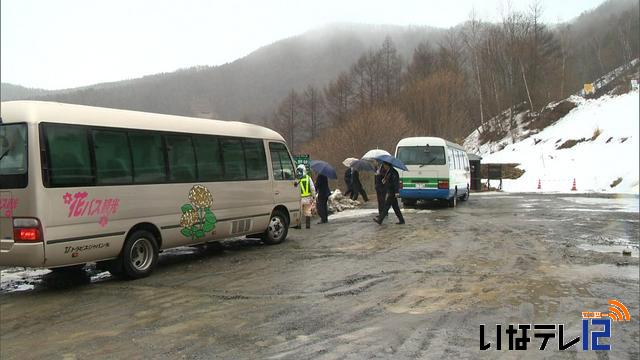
top-left (0, 101), bottom-right (301, 279)
top-left (395, 137), bottom-right (470, 207)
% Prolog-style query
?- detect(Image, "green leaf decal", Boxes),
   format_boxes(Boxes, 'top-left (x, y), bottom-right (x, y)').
top-left (195, 229), bottom-right (205, 238)
top-left (181, 204), bottom-right (194, 213)
top-left (180, 228), bottom-right (192, 237)
top-left (203, 222), bottom-right (214, 232)
top-left (204, 208), bottom-right (217, 224)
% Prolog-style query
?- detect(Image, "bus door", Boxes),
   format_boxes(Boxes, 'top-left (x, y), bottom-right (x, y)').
top-left (268, 143), bottom-right (300, 225)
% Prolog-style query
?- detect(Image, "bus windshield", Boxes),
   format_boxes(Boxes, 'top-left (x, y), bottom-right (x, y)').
top-left (0, 123), bottom-right (28, 188)
top-left (397, 146), bottom-right (446, 166)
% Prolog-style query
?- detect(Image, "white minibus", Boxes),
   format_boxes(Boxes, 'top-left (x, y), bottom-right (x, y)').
top-left (0, 101), bottom-right (301, 278)
top-left (395, 137), bottom-right (470, 207)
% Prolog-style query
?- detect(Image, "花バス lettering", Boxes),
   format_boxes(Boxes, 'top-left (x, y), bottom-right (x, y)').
top-left (63, 192), bottom-right (120, 227)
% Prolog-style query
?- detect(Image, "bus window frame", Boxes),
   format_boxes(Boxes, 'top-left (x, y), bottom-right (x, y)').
top-left (0, 122), bottom-right (29, 189)
top-left (39, 122), bottom-right (271, 188)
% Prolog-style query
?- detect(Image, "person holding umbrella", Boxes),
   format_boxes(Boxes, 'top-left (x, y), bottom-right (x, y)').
top-left (350, 169), bottom-right (369, 202)
top-left (296, 164), bottom-right (315, 229)
top-left (374, 158), bottom-right (406, 225)
top-left (315, 172), bottom-right (331, 224)
top-left (344, 167), bottom-right (353, 198)
top-left (374, 161), bottom-right (386, 217)
top-left (310, 160), bottom-right (338, 224)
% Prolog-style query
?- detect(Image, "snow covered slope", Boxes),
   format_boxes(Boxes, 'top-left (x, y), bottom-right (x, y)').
top-left (466, 91), bottom-right (639, 194)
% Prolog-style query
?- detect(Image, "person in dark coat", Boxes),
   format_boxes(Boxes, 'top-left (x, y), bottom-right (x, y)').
top-left (350, 169), bottom-right (369, 202)
top-left (374, 162), bottom-right (387, 217)
top-left (374, 162), bottom-right (405, 225)
top-left (315, 173), bottom-right (331, 224)
top-left (343, 168), bottom-right (353, 198)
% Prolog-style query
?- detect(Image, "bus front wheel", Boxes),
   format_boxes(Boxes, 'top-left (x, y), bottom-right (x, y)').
top-left (112, 230), bottom-right (159, 280)
top-left (263, 211), bottom-right (289, 245)
top-left (460, 186), bottom-right (469, 201)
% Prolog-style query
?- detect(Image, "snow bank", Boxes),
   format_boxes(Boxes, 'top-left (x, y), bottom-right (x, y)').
top-left (476, 91), bottom-right (639, 194)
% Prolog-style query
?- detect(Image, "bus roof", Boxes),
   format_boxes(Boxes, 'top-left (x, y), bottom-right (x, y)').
top-left (396, 137), bottom-right (464, 150)
top-left (0, 101), bottom-right (285, 141)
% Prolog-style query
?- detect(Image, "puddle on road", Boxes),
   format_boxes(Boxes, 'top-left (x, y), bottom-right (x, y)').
top-left (577, 244), bottom-right (639, 257)
top-left (560, 197), bottom-right (639, 213)
top-left (546, 264), bottom-right (639, 281)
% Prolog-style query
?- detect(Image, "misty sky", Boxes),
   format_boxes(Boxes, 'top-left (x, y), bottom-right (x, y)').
top-left (2, 0), bottom-right (606, 90)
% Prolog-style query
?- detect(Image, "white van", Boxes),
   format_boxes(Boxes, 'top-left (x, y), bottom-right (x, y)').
top-left (0, 101), bottom-right (301, 278)
top-left (395, 137), bottom-right (470, 207)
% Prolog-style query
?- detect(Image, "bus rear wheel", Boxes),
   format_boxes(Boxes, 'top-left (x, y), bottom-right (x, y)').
top-left (448, 190), bottom-right (457, 208)
top-left (112, 230), bottom-right (159, 279)
top-left (263, 210), bottom-right (289, 245)
top-left (402, 199), bottom-right (417, 207)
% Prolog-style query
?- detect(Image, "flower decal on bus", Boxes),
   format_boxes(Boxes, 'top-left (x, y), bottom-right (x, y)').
top-left (180, 185), bottom-right (217, 241)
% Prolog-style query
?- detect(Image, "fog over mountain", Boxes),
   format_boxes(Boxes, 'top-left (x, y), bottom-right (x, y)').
top-left (1, 23), bottom-right (443, 124)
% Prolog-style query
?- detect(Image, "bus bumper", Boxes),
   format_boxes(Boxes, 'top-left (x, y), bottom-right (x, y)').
top-left (0, 239), bottom-right (46, 267)
top-left (399, 188), bottom-right (452, 200)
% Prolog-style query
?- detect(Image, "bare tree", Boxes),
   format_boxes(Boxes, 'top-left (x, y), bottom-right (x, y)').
top-left (301, 85), bottom-right (324, 140)
top-left (273, 89), bottom-right (302, 152)
top-left (461, 9), bottom-right (487, 133)
top-left (324, 72), bottom-right (354, 125)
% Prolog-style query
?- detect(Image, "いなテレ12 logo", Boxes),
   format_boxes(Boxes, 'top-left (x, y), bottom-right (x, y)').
top-left (581, 299), bottom-right (630, 351)
top-left (480, 299), bottom-right (631, 351)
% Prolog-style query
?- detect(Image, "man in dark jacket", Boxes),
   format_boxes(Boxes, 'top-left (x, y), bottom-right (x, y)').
top-left (344, 168), bottom-right (353, 198)
top-left (374, 163), bottom-right (386, 217)
top-left (350, 169), bottom-right (369, 202)
top-left (374, 162), bottom-right (405, 225)
top-left (315, 173), bottom-right (331, 224)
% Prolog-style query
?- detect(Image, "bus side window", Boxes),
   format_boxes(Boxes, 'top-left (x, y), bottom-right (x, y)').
top-left (45, 125), bottom-right (93, 187)
top-left (166, 135), bottom-right (197, 183)
top-left (93, 130), bottom-right (132, 185)
top-left (243, 139), bottom-right (268, 180)
top-left (129, 132), bottom-right (167, 184)
top-left (221, 138), bottom-right (247, 181)
top-left (269, 143), bottom-right (294, 180)
top-left (194, 136), bottom-right (223, 181)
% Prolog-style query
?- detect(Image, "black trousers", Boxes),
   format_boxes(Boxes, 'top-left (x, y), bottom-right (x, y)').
top-left (317, 194), bottom-right (329, 223)
top-left (376, 189), bottom-right (386, 216)
top-left (351, 182), bottom-right (369, 201)
top-left (379, 193), bottom-right (404, 223)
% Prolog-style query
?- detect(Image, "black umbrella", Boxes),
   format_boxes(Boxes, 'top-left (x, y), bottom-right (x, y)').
top-left (374, 154), bottom-right (409, 171)
top-left (349, 159), bottom-right (375, 172)
top-left (310, 160), bottom-right (338, 179)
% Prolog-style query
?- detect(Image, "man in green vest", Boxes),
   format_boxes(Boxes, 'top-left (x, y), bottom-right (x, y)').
top-left (297, 164), bottom-right (316, 229)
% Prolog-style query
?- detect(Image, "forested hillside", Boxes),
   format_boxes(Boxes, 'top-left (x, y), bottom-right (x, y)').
top-left (293, 0), bottom-right (638, 165)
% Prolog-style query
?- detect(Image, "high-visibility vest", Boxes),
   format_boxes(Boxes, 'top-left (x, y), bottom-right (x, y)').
top-left (299, 175), bottom-right (312, 197)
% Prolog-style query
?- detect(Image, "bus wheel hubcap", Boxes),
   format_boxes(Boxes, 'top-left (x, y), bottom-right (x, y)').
top-left (269, 217), bottom-right (284, 239)
top-left (130, 238), bottom-right (153, 271)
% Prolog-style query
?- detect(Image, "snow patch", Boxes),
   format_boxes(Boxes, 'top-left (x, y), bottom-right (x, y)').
top-left (467, 91), bottom-right (639, 194)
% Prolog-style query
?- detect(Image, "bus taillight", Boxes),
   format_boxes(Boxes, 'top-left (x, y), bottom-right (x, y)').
top-left (13, 218), bottom-right (43, 242)
top-left (437, 180), bottom-right (449, 189)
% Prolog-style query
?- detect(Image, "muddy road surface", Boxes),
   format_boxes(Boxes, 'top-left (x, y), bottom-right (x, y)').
top-left (1, 193), bottom-right (638, 359)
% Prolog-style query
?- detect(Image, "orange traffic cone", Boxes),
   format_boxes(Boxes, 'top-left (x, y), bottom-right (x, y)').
top-left (571, 178), bottom-right (577, 191)
top-left (537, 179), bottom-right (541, 190)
